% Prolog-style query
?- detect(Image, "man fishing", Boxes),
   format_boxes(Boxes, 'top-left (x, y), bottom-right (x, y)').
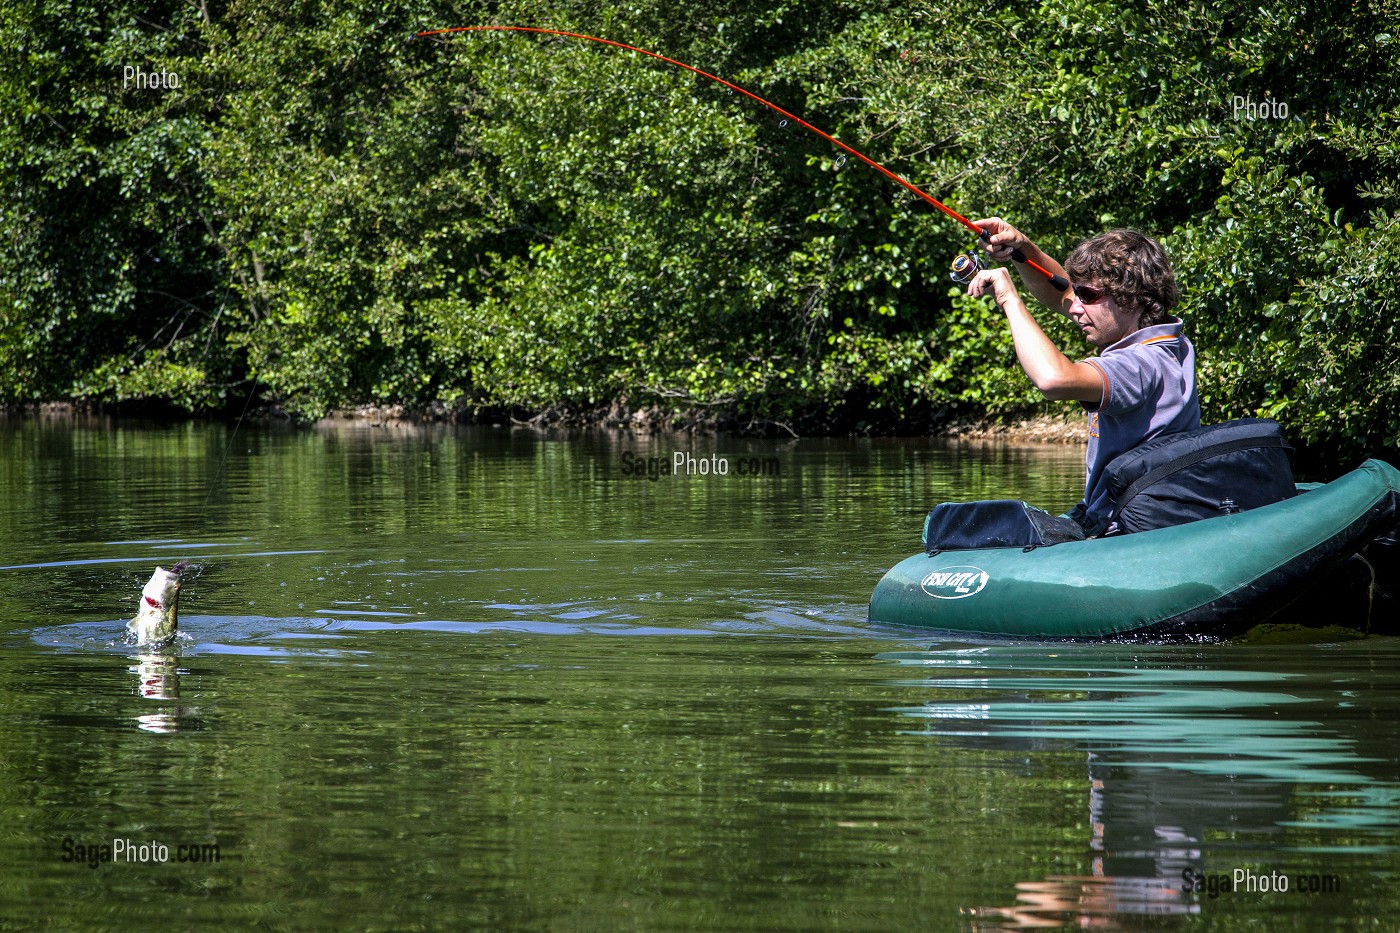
top-left (964, 219), bottom-right (1201, 533)
top-left (423, 27), bottom-right (1201, 536)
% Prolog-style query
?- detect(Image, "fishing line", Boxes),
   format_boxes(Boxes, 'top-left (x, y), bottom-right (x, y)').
top-left (413, 25), bottom-right (1070, 292)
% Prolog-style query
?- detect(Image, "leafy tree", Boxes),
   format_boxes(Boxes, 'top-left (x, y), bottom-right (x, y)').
top-left (0, 0), bottom-right (231, 409)
top-left (1, 0), bottom-right (1396, 453)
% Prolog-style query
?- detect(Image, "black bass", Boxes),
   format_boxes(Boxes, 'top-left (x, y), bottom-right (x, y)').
top-left (127, 564), bottom-right (185, 646)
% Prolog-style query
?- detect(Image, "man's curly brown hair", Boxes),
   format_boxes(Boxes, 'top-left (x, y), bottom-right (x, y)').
top-left (1064, 229), bottom-right (1180, 330)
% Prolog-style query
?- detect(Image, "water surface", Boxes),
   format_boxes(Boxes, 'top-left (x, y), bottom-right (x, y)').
top-left (1, 417), bottom-right (1396, 929)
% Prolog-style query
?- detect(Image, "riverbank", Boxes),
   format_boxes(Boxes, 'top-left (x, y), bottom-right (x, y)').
top-left (12, 402), bottom-right (1392, 472)
top-left (308, 401), bottom-right (1090, 444)
top-left (1, 398), bottom-right (1081, 442)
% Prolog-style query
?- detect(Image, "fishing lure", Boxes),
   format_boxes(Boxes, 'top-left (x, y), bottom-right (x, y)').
top-left (414, 25), bottom-right (1069, 292)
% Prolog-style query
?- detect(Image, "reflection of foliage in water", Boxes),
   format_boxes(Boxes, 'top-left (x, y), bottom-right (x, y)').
top-left (0, 423), bottom-right (1396, 928)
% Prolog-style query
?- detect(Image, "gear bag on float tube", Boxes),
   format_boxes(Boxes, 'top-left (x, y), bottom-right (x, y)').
top-left (1097, 418), bottom-right (1297, 536)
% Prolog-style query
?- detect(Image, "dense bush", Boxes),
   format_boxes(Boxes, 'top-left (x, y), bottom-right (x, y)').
top-left (2, 0), bottom-right (1396, 452)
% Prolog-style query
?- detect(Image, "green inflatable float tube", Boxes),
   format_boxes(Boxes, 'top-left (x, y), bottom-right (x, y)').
top-left (868, 459), bottom-right (1400, 639)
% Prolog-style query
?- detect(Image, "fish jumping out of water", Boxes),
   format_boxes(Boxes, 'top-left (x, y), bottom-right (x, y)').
top-left (127, 563), bottom-right (187, 646)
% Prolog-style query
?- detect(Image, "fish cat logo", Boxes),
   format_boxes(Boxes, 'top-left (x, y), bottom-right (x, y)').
top-left (920, 566), bottom-right (989, 599)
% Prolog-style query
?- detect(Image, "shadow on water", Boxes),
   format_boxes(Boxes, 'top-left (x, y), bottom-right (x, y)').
top-left (876, 641), bottom-right (1400, 929)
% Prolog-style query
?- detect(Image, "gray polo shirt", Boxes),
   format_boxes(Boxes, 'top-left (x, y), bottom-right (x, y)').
top-left (1080, 319), bottom-right (1200, 523)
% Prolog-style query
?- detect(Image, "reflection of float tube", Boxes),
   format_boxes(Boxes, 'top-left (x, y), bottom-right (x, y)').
top-left (415, 25), bottom-right (1070, 292)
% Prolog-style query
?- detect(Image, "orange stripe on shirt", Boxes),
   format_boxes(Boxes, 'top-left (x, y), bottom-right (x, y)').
top-left (1083, 358), bottom-right (1110, 410)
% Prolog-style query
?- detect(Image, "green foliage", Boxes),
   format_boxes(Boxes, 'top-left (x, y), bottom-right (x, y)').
top-left (0, 0), bottom-right (232, 408)
top-left (1, 0), bottom-right (1397, 451)
top-left (1174, 149), bottom-right (1400, 448)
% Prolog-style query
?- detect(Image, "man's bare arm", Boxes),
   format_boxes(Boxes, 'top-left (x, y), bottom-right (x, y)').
top-left (968, 267), bottom-right (1104, 405)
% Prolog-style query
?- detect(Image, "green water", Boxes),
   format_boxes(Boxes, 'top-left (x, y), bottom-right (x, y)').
top-left (0, 417), bottom-right (1396, 930)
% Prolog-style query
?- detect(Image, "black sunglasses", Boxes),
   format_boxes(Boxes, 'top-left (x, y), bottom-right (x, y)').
top-left (1072, 282), bottom-right (1105, 303)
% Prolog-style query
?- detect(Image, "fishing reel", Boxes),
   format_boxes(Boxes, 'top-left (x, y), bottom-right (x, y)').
top-left (948, 250), bottom-right (985, 285)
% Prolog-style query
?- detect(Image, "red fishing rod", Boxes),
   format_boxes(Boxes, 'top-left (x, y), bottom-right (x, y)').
top-left (414, 25), bottom-right (1069, 292)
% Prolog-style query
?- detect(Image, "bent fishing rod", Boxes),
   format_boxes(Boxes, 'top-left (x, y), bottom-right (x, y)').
top-left (413, 25), bottom-right (1069, 292)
